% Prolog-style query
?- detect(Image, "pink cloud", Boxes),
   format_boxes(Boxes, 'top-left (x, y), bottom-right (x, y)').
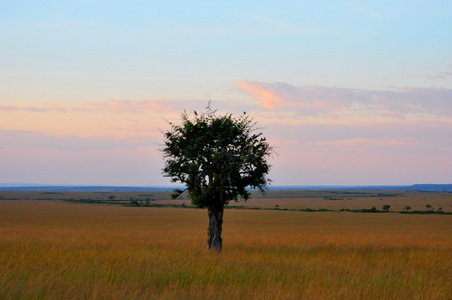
top-left (264, 119), bottom-right (452, 153)
top-left (236, 81), bottom-right (285, 110)
top-left (0, 128), bottom-right (158, 151)
top-left (236, 80), bottom-right (452, 118)
top-left (236, 81), bottom-right (365, 114)
top-left (0, 106), bottom-right (48, 112)
top-left (0, 104), bottom-right (68, 113)
top-left (0, 99), bottom-right (178, 115)
top-left (235, 81), bottom-right (295, 109)
top-left (0, 106), bottom-right (18, 111)
top-left (312, 138), bottom-right (409, 147)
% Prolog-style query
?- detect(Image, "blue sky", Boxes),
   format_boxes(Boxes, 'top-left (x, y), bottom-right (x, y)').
top-left (1, 1), bottom-right (451, 185)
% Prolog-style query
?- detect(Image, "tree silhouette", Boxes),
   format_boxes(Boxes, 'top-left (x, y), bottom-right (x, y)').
top-left (161, 105), bottom-right (273, 251)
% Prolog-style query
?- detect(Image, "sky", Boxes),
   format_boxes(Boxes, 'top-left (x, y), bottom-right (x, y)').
top-left (1, 0), bottom-right (452, 186)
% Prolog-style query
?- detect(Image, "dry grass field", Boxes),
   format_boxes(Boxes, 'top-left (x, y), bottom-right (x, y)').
top-left (1, 189), bottom-right (451, 212)
top-left (164, 189), bottom-right (452, 212)
top-left (1, 192), bottom-right (451, 299)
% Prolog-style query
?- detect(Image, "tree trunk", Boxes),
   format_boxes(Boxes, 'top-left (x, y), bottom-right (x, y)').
top-left (207, 206), bottom-right (223, 251)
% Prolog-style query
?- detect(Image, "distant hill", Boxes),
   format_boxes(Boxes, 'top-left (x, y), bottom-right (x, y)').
top-left (404, 184), bottom-right (452, 192)
top-left (0, 184), bottom-right (451, 192)
top-left (268, 184), bottom-right (452, 192)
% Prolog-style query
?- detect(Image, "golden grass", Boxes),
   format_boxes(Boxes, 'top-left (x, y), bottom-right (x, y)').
top-left (1, 200), bottom-right (451, 299)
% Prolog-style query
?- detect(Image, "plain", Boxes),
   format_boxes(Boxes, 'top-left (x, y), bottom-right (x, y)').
top-left (0, 195), bottom-right (451, 299)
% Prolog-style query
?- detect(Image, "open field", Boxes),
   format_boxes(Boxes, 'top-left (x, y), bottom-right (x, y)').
top-left (1, 189), bottom-right (451, 212)
top-left (1, 198), bottom-right (451, 299)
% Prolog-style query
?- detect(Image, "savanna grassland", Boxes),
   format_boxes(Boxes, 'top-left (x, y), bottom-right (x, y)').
top-left (1, 191), bottom-right (451, 299)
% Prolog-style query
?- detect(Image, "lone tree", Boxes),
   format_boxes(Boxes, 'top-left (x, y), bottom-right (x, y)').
top-left (161, 105), bottom-right (273, 251)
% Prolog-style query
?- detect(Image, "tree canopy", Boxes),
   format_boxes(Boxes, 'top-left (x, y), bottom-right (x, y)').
top-left (161, 105), bottom-right (273, 250)
top-left (162, 107), bottom-right (273, 208)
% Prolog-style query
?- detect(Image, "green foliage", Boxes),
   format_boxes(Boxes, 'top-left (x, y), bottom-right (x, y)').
top-left (161, 105), bottom-right (273, 209)
top-left (382, 205), bottom-right (391, 211)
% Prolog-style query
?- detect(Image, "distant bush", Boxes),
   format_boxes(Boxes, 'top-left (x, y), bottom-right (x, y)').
top-left (317, 208), bottom-right (330, 212)
top-left (399, 210), bottom-right (451, 215)
top-left (382, 205), bottom-right (391, 212)
top-left (323, 197), bottom-right (344, 200)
